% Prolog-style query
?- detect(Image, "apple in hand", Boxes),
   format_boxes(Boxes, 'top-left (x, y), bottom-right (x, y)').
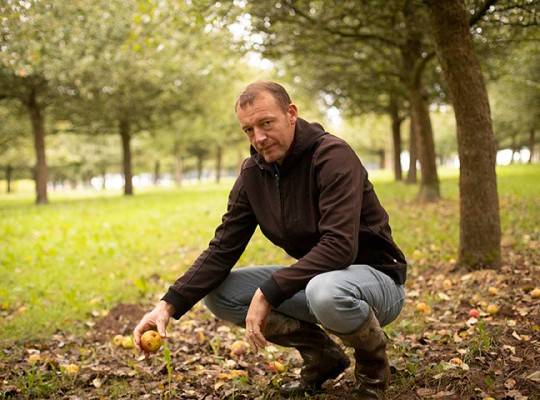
top-left (140, 330), bottom-right (163, 353)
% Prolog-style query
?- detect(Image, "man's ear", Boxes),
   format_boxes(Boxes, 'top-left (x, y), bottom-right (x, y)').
top-left (288, 103), bottom-right (298, 125)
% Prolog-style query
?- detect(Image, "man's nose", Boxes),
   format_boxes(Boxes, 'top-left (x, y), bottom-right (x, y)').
top-left (253, 128), bottom-right (267, 144)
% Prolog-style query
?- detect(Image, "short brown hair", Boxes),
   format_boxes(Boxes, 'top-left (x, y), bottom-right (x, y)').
top-left (235, 81), bottom-right (292, 113)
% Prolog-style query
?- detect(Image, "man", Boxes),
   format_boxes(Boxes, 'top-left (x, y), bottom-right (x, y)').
top-left (133, 81), bottom-right (407, 400)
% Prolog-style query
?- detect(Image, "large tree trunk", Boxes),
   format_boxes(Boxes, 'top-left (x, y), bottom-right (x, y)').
top-left (427, 0), bottom-right (501, 270)
top-left (28, 87), bottom-right (49, 205)
top-left (119, 119), bottom-right (133, 196)
top-left (389, 98), bottom-right (403, 181)
top-left (410, 85), bottom-right (440, 202)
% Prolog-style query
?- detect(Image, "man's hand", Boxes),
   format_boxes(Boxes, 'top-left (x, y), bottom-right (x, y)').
top-left (245, 288), bottom-right (271, 354)
top-left (133, 300), bottom-right (175, 356)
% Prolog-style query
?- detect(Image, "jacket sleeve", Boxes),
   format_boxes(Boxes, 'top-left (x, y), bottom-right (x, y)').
top-left (260, 139), bottom-right (365, 308)
top-left (162, 175), bottom-right (258, 319)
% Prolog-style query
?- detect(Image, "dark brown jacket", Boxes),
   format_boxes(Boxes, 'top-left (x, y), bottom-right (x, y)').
top-left (163, 118), bottom-right (407, 319)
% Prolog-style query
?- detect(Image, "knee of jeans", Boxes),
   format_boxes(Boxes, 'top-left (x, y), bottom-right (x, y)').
top-left (204, 290), bottom-right (246, 326)
top-left (306, 280), bottom-right (345, 322)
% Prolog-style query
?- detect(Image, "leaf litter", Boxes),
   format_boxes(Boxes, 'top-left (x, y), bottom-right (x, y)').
top-left (0, 246), bottom-right (538, 399)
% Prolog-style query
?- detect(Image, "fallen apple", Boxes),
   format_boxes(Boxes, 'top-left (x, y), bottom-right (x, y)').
top-left (121, 336), bottom-right (135, 349)
top-left (468, 308), bottom-right (481, 319)
top-left (140, 330), bottom-right (162, 353)
top-left (488, 287), bottom-right (498, 296)
top-left (113, 334), bottom-right (124, 347)
top-left (63, 363), bottom-right (80, 375)
top-left (530, 288), bottom-right (540, 299)
top-left (442, 279), bottom-right (453, 290)
top-left (230, 340), bottom-right (247, 358)
top-left (486, 304), bottom-right (499, 315)
top-left (416, 302), bottom-right (431, 314)
top-left (268, 361), bottom-right (285, 373)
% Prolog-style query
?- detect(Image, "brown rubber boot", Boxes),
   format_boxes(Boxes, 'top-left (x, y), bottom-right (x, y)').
top-left (335, 309), bottom-right (390, 400)
top-left (263, 312), bottom-right (350, 396)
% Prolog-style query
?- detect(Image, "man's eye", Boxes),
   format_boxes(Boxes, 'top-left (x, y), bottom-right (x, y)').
top-left (244, 128), bottom-right (254, 135)
top-left (263, 120), bottom-right (272, 127)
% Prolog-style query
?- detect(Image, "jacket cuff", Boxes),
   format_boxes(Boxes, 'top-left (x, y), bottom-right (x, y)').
top-left (259, 276), bottom-right (287, 308)
top-left (161, 288), bottom-right (192, 320)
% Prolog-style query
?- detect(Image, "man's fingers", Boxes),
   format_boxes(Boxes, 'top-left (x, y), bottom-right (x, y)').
top-left (246, 327), bottom-right (266, 354)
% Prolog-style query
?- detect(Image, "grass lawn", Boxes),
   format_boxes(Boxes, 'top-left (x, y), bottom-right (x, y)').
top-left (0, 164), bottom-right (538, 399)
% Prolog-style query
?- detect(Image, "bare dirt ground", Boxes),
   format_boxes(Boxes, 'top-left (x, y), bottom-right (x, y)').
top-left (1, 247), bottom-right (539, 399)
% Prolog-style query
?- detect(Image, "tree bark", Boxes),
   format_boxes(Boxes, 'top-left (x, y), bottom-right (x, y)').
top-left (6, 165), bottom-right (13, 194)
top-left (406, 119), bottom-right (418, 184)
top-left (175, 154), bottom-right (184, 187)
top-left (389, 98), bottom-right (403, 181)
top-left (154, 160), bottom-right (160, 185)
top-left (28, 86), bottom-right (49, 205)
top-left (410, 85), bottom-right (440, 202)
top-left (528, 128), bottom-right (535, 163)
top-left (426, 0), bottom-right (501, 269)
top-left (119, 119), bottom-right (133, 196)
top-left (402, 0), bottom-right (439, 198)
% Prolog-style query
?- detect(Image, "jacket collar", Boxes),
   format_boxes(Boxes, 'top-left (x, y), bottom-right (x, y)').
top-left (250, 118), bottom-right (327, 171)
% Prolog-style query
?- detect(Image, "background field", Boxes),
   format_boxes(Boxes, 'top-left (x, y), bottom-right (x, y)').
top-left (0, 164), bottom-right (539, 399)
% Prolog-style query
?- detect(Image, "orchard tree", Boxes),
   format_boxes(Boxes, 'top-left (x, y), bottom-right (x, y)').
top-left (226, 0), bottom-right (443, 201)
top-left (426, 0), bottom-right (502, 269)
top-left (0, 103), bottom-right (33, 193)
top-left (0, 1), bottom-right (87, 203)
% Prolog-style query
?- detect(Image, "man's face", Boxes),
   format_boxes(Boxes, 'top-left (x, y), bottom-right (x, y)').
top-left (236, 91), bottom-right (298, 165)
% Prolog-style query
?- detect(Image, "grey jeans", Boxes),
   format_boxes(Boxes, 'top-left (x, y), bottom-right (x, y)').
top-left (204, 264), bottom-right (405, 333)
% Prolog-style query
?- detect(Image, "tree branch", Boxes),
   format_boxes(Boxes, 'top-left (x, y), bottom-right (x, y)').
top-left (469, 0), bottom-right (499, 26)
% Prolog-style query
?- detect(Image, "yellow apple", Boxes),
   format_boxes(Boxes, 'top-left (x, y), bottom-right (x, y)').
top-left (63, 364), bottom-right (80, 375)
top-left (486, 304), bottom-right (499, 315)
top-left (113, 334), bottom-right (124, 347)
top-left (121, 336), bottom-right (135, 349)
top-left (140, 330), bottom-right (162, 353)
top-left (268, 361), bottom-right (285, 373)
top-left (416, 302), bottom-right (431, 314)
top-left (230, 340), bottom-right (248, 358)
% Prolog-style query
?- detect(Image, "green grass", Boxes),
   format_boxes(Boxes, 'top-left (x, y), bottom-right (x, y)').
top-left (0, 164), bottom-right (539, 348)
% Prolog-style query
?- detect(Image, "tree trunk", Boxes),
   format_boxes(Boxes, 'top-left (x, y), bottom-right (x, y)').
top-left (378, 149), bottom-right (386, 170)
top-left (28, 87), bottom-right (49, 205)
top-left (406, 119), bottom-right (418, 184)
top-left (216, 145), bottom-right (223, 184)
top-left (175, 154), bottom-right (184, 187)
top-left (410, 85), bottom-right (440, 202)
top-left (389, 99), bottom-right (403, 181)
top-left (427, 0), bottom-right (501, 270)
top-left (197, 156), bottom-right (203, 182)
top-left (528, 128), bottom-right (535, 163)
top-left (119, 119), bottom-right (133, 196)
top-left (154, 160), bottom-right (160, 185)
top-left (6, 165), bottom-right (13, 194)
top-left (402, 0), bottom-right (440, 201)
